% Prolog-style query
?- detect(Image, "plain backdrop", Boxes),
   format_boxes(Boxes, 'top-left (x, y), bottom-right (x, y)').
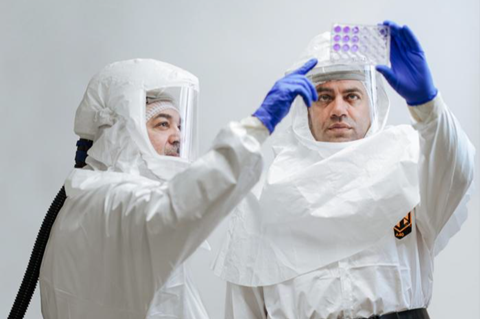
top-left (1, 0), bottom-right (479, 318)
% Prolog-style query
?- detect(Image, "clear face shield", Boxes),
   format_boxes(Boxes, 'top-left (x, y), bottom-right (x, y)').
top-left (145, 86), bottom-right (199, 161)
top-left (304, 64), bottom-right (381, 140)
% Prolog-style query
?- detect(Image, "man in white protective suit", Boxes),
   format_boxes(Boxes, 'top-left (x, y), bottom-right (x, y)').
top-left (37, 57), bottom-right (321, 319)
top-left (214, 21), bottom-right (475, 319)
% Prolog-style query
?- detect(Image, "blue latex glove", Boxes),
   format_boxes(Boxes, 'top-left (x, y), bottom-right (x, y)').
top-left (253, 58), bottom-right (318, 133)
top-left (376, 21), bottom-right (438, 106)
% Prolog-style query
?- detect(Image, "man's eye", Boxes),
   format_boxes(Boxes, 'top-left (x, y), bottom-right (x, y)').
top-left (346, 93), bottom-right (360, 100)
top-left (318, 94), bottom-right (332, 102)
top-left (156, 121), bottom-right (170, 128)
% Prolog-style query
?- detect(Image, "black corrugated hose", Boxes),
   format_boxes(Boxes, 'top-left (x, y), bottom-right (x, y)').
top-left (8, 139), bottom-right (93, 319)
top-left (7, 187), bottom-right (67, 319)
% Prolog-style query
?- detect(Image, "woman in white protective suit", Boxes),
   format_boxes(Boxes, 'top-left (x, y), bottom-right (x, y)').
top-left (29, 57), bottom-right (321, 319)
top-left (214, 22), bottom-right (475, 318)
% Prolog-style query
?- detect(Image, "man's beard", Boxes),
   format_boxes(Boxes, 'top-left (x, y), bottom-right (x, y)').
top-left (164, 142), bottom-right (180, 157)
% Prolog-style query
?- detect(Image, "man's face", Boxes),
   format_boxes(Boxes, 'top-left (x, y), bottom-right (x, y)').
top-left (308, 80), bottom-right (371, 142)
top-left (146, 108), bottom-right (181, 157)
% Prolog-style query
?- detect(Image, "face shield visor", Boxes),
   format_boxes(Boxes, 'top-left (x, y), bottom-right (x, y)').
top-left (145, 86), bottom-right (199, 162)
top-left (306, 64), bottom-right (379, 137)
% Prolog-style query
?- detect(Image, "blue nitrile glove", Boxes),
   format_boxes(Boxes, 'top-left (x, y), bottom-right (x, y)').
top-left (376, 21), bottom-right (438, 106)
top-left (253, 58), bottom-right (318, 133)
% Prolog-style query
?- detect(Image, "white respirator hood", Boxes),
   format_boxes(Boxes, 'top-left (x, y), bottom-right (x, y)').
top-left (74, 59), bottom-right (199, 181)
top-left (285, 32), bottom-right (390, 158)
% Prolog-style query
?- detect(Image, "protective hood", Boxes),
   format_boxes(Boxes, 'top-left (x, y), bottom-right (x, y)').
top-left (286, 32), bottom-right (390, 157)
top-left (213, 32), bottom-right (421, 286)
top-left (74, 59), bottom-right (199, 181)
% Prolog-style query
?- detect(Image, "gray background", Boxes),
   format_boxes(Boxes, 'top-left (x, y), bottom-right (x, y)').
top-left (1, 0), bottom-right (478, 318)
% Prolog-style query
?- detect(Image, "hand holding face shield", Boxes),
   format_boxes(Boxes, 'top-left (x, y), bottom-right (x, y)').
top-left (253, 58), bottom-right (318, 133)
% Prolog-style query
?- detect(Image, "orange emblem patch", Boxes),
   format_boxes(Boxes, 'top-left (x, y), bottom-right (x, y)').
top-left (394, 210), bottom-right (413, 239)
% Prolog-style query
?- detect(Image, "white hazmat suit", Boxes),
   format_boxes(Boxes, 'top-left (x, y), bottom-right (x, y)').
top-left (39, 59), bottom-right (269, 319)
top-left (214, 33), bottom-right (475, 318)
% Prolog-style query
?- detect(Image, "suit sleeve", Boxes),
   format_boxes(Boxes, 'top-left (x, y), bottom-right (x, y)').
top-left (408, 93), bottom-right (475, 248)
top-left (135, 117), bottom-right (269, 285)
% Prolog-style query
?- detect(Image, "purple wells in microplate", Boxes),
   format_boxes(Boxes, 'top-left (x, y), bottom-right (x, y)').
top-left (351, 45), bottom-right (359, 52)
top-left (342, 44), bottom-right (350, 52)
top-left (334, 34), bottom-right (341, 42)
top-left (352, 35), bottom-right (359, 43)
top-left (333, 43), bottom-right (341, 51)
top-left (343, 35), bottom-right (350, 42)
top-left (343, 26), bottom-right (350, 33)
top-left (334, 25), bottom-right (342, 33)
top-left (352, 26), bottom-right (359, 34)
